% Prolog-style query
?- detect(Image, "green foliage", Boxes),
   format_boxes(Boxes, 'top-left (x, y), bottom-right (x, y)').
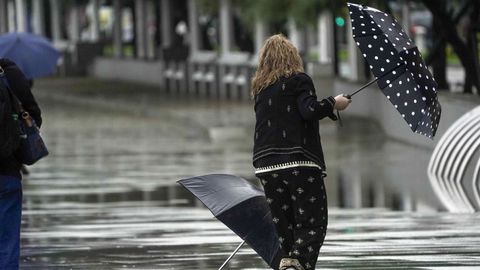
top-left (446, 45), bottom-right (461, 66)
top-left (197, 0), bottom-right (220, 15)
top-left (339, 48), bottom-right (348, 62)
top-left (102, 45), bottom-right (134, 58)
top-left (306, 51), bottom-right (320, 61)
top-left (62, 0), bottom-right (90, 6)
top-left (198, 0), bottom-right (331, 27)
top-left (289, 0), bottom-right (329, 27)
top-left (226, 0), bottom-right (291, 28)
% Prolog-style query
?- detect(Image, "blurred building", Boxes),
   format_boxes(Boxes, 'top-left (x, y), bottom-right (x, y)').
top-left (0, 0), bottom-right (474, 97)
top-left (0, 0), bottom-right (360, 99)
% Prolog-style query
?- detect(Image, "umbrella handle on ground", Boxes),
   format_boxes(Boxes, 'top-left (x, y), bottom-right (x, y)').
top-left (218, 240), bottom-right (246, 270)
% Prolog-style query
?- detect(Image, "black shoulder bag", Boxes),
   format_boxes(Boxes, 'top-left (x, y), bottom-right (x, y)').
top-left (0, 65), bottom-right (48, 165)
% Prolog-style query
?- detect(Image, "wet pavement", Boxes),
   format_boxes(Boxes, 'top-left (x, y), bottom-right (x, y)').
top-left (18, 78), bottom-right (480, 269)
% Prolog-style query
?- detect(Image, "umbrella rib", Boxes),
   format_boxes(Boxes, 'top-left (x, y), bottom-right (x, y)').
top-left (354, 33), bottom-right (412, 42)
top-left (353, 32), bottom-right (414, 49)
top-left (353, 33), bottom-right (387, 39)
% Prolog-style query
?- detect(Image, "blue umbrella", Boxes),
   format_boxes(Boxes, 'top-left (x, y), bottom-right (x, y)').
top-left (178, 174), bottom-right (282, 269)
top-left (0, 32), bottom-right (61, 79)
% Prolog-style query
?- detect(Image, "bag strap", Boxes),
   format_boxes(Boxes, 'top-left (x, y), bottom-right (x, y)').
top-left (0, 65), bottom-right (25, 114)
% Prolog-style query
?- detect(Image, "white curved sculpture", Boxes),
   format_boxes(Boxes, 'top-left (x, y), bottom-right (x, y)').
top-left (428, 106), bottom-right (480, 213)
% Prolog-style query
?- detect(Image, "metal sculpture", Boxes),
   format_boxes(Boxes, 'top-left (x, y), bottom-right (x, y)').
top-left (428, 106), bottom-right (480, 213)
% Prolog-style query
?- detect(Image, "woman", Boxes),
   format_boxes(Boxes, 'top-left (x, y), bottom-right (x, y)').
top-left (252, 35), bottom-right (350, 270)
top-left (0, 58), bottom-right (42, 269)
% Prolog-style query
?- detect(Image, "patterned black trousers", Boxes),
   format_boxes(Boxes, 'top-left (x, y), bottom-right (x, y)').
top-left (257, 167), bottom-right (328, 270)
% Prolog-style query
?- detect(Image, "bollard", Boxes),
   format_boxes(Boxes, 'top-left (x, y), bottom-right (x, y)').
top-left (175, 61), bottom-right (187, 95)
top-left (235, 65), bottom-right (250, 100)
top-left (218, 52), bottom-right (251, 100)
top-left (162, 46), bottom-right (189, 95)
top-left (204, 63), bottom-right (217, 98)
top-left (191, 62), bottom-right (203, 96)
top-left (222, 66), bottom-right (236, 99)
top-left (164, 61), bottom-right (175, 94)
top-left (188, 52), bottom-right (218, 98)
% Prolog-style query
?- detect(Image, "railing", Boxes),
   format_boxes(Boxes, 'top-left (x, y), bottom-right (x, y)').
top-left (188, 52), bottom-right (218, 97)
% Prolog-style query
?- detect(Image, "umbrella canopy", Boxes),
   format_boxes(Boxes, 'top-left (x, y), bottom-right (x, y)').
top-left (0, 32), bottom-right (61, 79)
top-left (178, 174), bottom-right (282, 268)
top-left (347, 2), bottom-right (441, 138)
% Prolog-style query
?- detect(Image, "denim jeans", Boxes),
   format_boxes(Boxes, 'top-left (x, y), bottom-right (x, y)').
top-left (0, 176), bottom-right (22, 270)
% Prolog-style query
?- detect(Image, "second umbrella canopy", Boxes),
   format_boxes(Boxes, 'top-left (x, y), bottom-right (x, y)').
top-left (178, 174), bottom-right (282, 269)
top-left (0, 32), bottom-right (60, 79)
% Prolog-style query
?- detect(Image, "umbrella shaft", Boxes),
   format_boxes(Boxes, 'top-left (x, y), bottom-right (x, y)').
top-left (350, 77), bottom-right (379, 97)
top-left (349, 64), bottom-right (405, 97)
top-left (218, 240), bottom-right (246, 270)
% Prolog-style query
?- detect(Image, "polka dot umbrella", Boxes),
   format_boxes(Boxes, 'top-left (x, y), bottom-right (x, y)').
top-left (347, 2), bottom-right (441, 138)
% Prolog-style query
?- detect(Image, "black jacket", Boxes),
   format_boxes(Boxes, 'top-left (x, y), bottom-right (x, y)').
top-left (0, 58), bottom-right (42, 179)
top-left (252, 73), bottom-right (336, 170)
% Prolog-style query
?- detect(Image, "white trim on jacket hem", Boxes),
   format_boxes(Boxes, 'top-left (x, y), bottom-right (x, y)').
top-left (254, 161), bottom-right (322, 174)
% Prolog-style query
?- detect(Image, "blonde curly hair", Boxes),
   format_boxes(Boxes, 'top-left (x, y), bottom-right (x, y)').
top-left (251, 34), bottom-right (304, 97)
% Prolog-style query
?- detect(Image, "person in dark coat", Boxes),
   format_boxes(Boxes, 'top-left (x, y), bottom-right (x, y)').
top-left (0, 58), bottom-right (42, 269)
top-left (251, 35), bottom-right (351, 270)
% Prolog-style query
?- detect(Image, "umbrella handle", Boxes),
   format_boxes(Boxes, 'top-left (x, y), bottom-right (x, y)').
top-left (218, 240), bottom-right (246, 270)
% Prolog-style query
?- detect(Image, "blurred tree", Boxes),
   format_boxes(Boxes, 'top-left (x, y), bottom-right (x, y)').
top-left (63, 0), bottom-right (90, 6)
top-left (289, 0), bottom-right (329, 27)
top-left (419, 0), bottom-right (480, 94)
top-left (422, 0), bottom-right (471, 91)
top-left (197, 0), bottom-right (353, 42)
top-left (206, 0), bottom-right (333, 30)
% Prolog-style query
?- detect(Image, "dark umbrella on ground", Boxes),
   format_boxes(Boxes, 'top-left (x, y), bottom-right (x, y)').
top-left (178, 174), bottom-right (282, 269)
top-left (346, 2), bottom-right (441, 138)
top-left (0, 32), bottom-right (61, 79)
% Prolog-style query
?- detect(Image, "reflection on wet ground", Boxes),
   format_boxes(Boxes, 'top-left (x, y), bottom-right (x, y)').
top-left (19, 78), bottom-right (480, 269)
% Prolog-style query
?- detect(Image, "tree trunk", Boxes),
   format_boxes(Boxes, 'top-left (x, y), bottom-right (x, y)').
top-left (449, 28), bottom-right (478, 94)
top-left (421, 0), bottom-right (480, 94)
top-left (430, 4), bottom-right (449, 90)
top-left (330, 0), bottom-right (339, 75)
top-left (466, 0), bottom-right (480, 93)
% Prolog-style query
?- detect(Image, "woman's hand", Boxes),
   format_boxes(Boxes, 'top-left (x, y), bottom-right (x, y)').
top-left (334, 94), bottom-right (352, 111)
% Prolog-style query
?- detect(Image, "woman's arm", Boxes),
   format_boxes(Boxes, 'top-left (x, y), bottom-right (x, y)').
top-left (295, 74), bottom-right (337, 121)
top-left (0, 58), bottom-right (42, 127)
